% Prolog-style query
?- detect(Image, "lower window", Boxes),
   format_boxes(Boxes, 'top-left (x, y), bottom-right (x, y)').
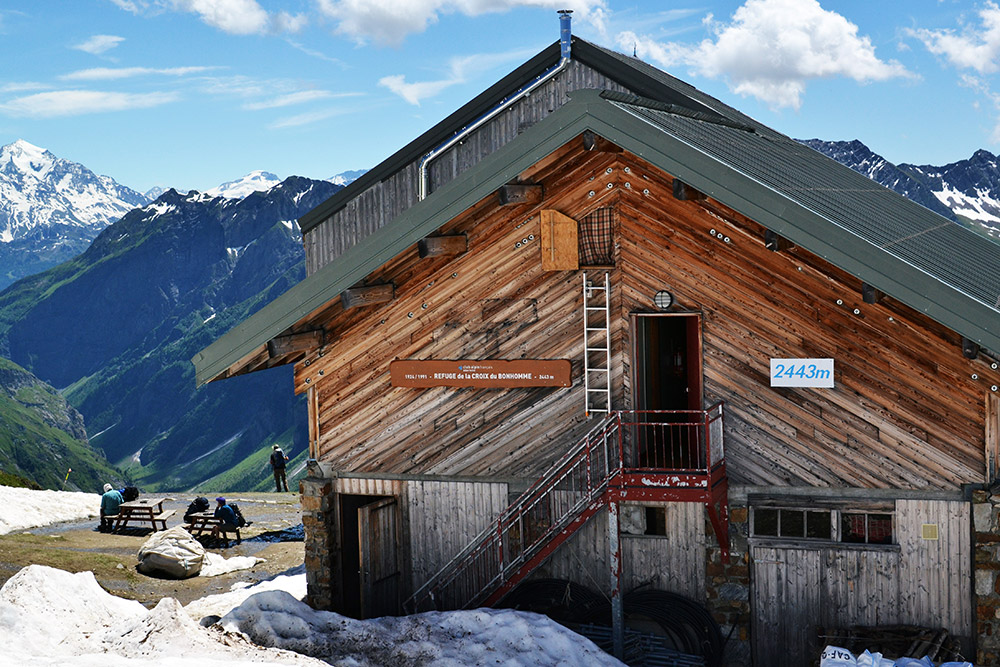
top-left (751, 506), bottom-right (894, 545)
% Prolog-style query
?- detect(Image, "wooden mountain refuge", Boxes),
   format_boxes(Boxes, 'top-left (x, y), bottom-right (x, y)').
top-left (194, 15), bottom-right (1000, 665)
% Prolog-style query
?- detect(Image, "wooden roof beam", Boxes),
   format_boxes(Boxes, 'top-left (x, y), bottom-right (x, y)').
top-left (341, 283), bottom-right (395, 309)
top-left (764, 229), bottom-right (792, 252)
top-left (418, 234), bottom-right (468, 258)
top-left (267, 329), bottom-right (324, 359)
top-left (672, 179), bottom-right (706, 202)
top-left (498, 183), bottom-right (543, 206)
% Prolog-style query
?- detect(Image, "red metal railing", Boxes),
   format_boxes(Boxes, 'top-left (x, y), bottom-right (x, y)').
top-left (403, 404), bottom-right (725, 614)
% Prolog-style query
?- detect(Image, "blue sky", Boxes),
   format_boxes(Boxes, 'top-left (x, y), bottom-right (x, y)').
top-left (0, 1), bottom-right (997, 194)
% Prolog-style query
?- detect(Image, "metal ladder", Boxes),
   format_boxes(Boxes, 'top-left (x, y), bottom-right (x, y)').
top-left (583, 272), bottom-right (612, 415)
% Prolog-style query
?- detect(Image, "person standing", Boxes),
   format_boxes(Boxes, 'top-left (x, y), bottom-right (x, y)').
top-left (99, 483), bottom-right (123, 532)
top-left (269, 444), bottom-right (289, 492)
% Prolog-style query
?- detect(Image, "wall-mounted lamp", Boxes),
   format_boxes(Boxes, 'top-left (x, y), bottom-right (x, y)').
top-left (653, 290), bottom-right (674, 310)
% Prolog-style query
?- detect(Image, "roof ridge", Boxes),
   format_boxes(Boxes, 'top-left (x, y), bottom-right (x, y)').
top-left (599, 90), bottom-right (756, 133)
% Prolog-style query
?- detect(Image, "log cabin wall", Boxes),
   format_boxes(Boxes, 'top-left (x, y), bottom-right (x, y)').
top-left (296, 140), bottom-right (1000, 487)
top-left (302, 60), bottom-right (631, 276)
top-left (612, 151), bottom-right (997, 491)
top-left (295, 142), bottom-right (630, 478)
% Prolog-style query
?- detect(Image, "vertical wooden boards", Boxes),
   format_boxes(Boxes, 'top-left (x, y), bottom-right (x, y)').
top-left (358, 497), bottom-right (401, 618)
top-left (406, 480), bottom-right (508, 591)
top-left (307, 385), bottom-right (319, 460)
top-left (750, 498), bottom-right (971, 663)
top-left (895, 498), bottom-right (971, 636)
top-left (539, 209), bottom-right (579, 271)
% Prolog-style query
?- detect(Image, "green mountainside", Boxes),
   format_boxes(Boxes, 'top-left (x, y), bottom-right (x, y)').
top-left (0, 177), bottom-right (340, 492)
top-left (0, 357), bottom-right (119, 491)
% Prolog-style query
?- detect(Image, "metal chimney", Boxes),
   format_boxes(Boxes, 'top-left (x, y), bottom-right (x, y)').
top-left (559, 10), bottom-right (572, 60)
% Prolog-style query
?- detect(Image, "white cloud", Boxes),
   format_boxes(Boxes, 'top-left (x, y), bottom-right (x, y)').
top-left (0, 90), bottom-right (178, 117)
top-left (111, 0), bottom-right (304, 35)
top-left (171, 0), bottom-right (270, 34)
top-left (907, 2), bottom-right (1000, 74)
top-left (379, 47), bottom-right (536, 105)
top-left (316, 0), bottom-right (607, 47)
top-left (61, 66), bottom-right (217, 81)
top-left (244, 90), bottom-right (350, 109)
top-left (73, 34), bottom-right (125, 55)
top-left (270, 106), bottom-right (357, 128)
top-left (379, 74), bottom-right (454, 106)
top-left (618, 0), bottom-right (910, 110)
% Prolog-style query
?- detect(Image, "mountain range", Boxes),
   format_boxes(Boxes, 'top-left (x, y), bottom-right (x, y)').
top-left (0, 140), bottom-right (365, 291)
top-left (0, 137), bottom-right (996, 492)
top-left (800, 139), bottom-right (1000, 241)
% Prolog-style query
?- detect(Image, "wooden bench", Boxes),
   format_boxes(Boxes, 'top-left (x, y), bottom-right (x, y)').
top-left (152, 509), bottom-right (175, 531)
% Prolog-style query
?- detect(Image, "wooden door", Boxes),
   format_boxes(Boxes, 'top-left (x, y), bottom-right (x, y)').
top-left (358, 497), bottom-right (401, 618)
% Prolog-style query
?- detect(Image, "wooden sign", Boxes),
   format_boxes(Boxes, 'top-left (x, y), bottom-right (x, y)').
top-left (390, 359), bottom-right (572, 388)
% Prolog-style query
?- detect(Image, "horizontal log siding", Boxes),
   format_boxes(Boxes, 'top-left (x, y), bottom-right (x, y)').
top-left (613, 151), bottom-right (994, 490)
top-left (303, 61), bottom-right (630, 276)
top-left (406, 479), bottom-right (508, 592)
top-left (298, 141), bottom-right (1000, 486)
top-left (297, 146), bottom-right (626, 477)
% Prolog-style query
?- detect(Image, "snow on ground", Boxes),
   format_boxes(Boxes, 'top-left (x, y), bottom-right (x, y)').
top-left (0, 485), bottom-right (97, 534)
top-left (0, 486), bottom-right (625, 666)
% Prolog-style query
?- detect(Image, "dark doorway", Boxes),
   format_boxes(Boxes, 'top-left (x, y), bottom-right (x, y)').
top-left (631, 314), bottom-right (703, 468)
top-left (340, 494), bottom-right (401, 618)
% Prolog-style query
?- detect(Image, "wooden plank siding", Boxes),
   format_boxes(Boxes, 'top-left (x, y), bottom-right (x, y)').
top-left (406, 480), bottom-right (508, 591)
top-left (750, 499), bottom-right (970, 665)
top-left (295, 141), bottom-right (1000, 489)
top-left (302, 61), bottom-right (631, 276)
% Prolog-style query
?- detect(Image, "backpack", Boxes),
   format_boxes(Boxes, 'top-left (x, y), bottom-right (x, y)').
top-left (122, 486), bottom-right (139, 502)
top-left (184, 496), bottom-right (210, 519)
top-left (229, 502), bottom-right (248, 528)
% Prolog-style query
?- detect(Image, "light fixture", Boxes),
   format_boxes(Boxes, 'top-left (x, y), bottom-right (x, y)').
top-left (653, 290), bottom-right (674, 310)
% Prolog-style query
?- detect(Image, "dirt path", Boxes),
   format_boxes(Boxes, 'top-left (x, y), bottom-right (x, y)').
top-left (0, 492), bottom-right (305, 606)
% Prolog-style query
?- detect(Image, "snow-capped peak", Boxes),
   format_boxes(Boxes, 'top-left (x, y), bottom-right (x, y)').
top-left (206, 170), bottom-right (281, 199)
top-left (1, 139), bottom-right (55, 179)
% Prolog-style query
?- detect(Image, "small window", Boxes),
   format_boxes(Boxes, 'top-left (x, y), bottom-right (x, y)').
top-left (751, 506), bottom-right (892, 545)
top-left (644, 506), bottom-right (667, 536)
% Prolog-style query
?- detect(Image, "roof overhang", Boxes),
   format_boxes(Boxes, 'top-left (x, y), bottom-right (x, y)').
top-left (193, 88), bottom-right (1000, 386)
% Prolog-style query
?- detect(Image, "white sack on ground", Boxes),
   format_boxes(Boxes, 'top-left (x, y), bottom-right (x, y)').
top-left (200, 551), bottom-right (265, 577)
top-left (138, 526), bottom-right (205, 578)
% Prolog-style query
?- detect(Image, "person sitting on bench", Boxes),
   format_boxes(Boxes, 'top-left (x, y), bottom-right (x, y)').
top-left (210, 496), bottom-right (241, 544)
top-left (99, 483), bottom-right (123, 532)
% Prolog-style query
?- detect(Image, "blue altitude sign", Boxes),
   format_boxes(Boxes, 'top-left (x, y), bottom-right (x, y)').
top-left (770, 358), bottom-right (835, 388)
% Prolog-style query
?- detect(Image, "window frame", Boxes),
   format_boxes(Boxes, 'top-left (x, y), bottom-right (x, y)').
top-left (750, 504), bottom-right (896, 547)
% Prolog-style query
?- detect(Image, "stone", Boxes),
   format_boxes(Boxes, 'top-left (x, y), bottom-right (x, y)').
top-left (978, 569), bottom-right (996, 596)
top-left (975, 503), bottom-right (995, 532)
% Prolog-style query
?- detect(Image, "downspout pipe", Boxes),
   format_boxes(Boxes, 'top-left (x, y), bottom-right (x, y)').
top-left (417, 10), bottom-right (574, 201)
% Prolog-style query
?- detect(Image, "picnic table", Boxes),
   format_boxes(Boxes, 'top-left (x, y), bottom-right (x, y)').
top-left (183, 511), bottom-right (223, 537)
top-left (112, 497), bottom-right (174, 532)
top-left (183, 511), bottom-right (241, 542)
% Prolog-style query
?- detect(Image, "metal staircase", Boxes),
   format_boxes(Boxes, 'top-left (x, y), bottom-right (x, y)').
top-left (405, 412), bottom-right (622, 613)
top-left (404, 406), bottom-right (730, 614)
top-left (583, 272), bottom-right (612, 415)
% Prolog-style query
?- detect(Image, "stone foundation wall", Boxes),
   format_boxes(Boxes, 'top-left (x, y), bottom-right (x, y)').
top-left (973, 487), bottom-right (1000, 664)
top-left (705, 504), bottom-right (751, 667)
top-left (301, 469), bottom-right (337, 610)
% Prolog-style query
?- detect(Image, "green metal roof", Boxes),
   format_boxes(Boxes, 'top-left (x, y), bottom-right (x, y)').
top-left (195, 65), bottom-right (1000, 387)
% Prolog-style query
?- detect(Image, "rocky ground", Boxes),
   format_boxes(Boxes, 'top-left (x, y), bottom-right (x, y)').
top-left (0, 491), bottom-right (304, 606)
